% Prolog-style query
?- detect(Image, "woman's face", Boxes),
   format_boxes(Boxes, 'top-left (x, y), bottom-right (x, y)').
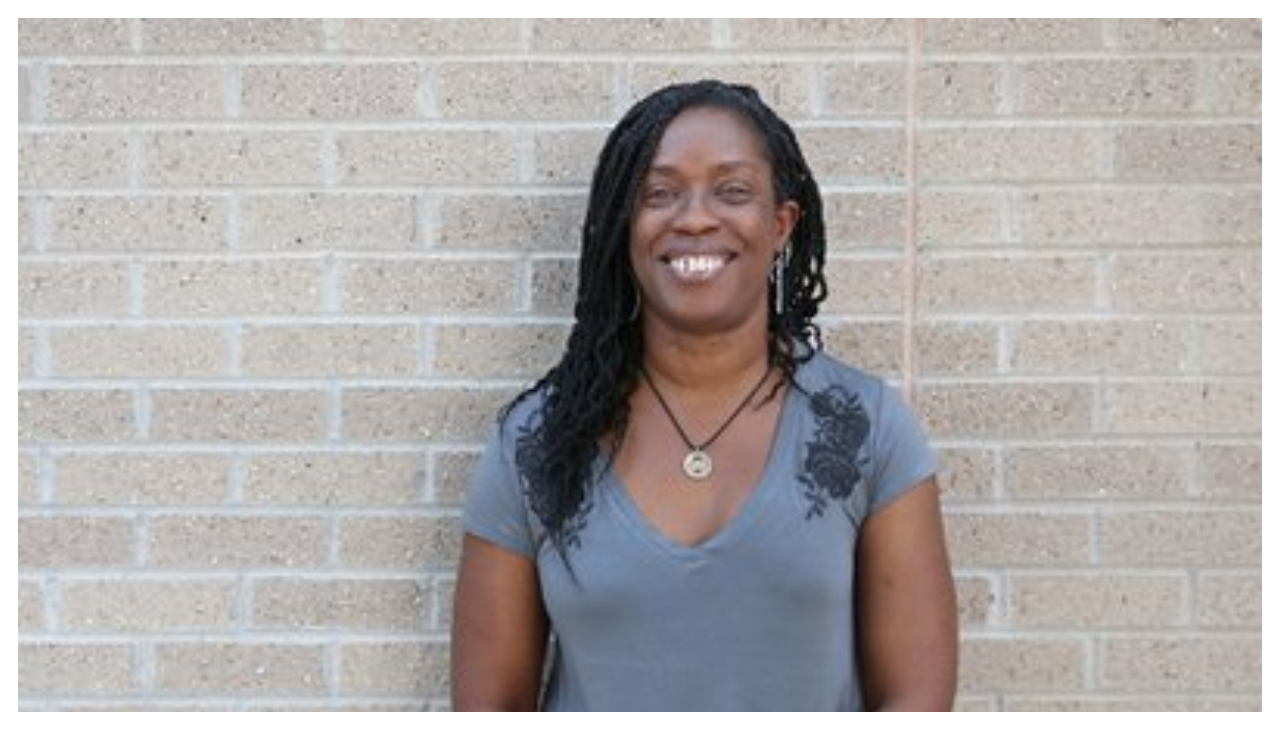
top-left (629, 106), bottom-right (798, 338)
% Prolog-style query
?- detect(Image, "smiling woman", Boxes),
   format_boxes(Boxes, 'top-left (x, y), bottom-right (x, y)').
top-left (450, 79), bottom-right (957, 711)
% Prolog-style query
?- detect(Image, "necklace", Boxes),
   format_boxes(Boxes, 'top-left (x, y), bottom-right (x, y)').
top-left (641, 363), bottom-right (774, 482)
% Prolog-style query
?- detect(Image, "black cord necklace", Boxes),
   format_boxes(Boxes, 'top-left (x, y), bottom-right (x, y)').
top-left (641, 364), bottom-right (774, 482)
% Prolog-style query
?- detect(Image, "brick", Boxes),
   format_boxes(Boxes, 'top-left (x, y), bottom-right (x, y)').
top-left (19, 261), bottom-right (132, 319)
top-left (532, 128), bottom-right (611, 185)
top-left (243, 452), bottom-right (423, 506)
top-left (18, 327), bottom-right (38, 380)
top-left (432, 575), bottom-right (456, 632)
top-left (242, 193), bottom-right (417, 252)
top-left (954, 574), bottom-right (996, 627)
top-left (55, 453), bottom-right (229, 506)
top-left (150, 389), bottom-right (328, 443)
top-left (916, 191), bottom-right (1004, 246)
top-left (920, 255), bottom-right (1096, 314)
top-left (154, 642), bottom-right (326, 696)
top-left (1198, 443), bottom-right (1260, 499)
top-left (149, 515), bottom-right (328, 568)
top-left (1107, 381), bottom-right (1259, 436)
top-left (918, 127), bottom-right (1103, 182)
top-left (1015, 60), bottom-right (1196, 116)
top-left (823, 192), bottom-right (905, 250)
top-left (18, 19), bottom-right (131, 55)
top-left (438, 194), bottom-right (583, 251)
top-left (1098, 510), bottom-right (1259, 567)
top-left (242, 324), bottom-right (418, 378)
top-left (340, 641), bottom-right (448, 697)
top-left (61, 579), bottom-right (237, 632)
top-left (242, 63), bottom-right (421, 120)
top-left (434, 323), bottom-right (567, 380)
top-left (19, 516), bottom-right (134, 568)
top-left (1011, 319), bottom-right (1189, 375)
top-left (50, 325), bottom-right (231, 378)
top-left (1006, 696), bottom-right (1191, 711)
top-left (1198, 320), bottom-right (1260, 374)
top-left (18, 451), bottom-right (42, 505)
top-left (19, 389), bottom-right (135, 444)
top-left (935, 447), bottom-right (997, 501)
top-left (1116, 18), bottom-right (1261, 49)
top-left (342, 387), bottom-right (513, 444)
top-left (19, 132), bottom-right (132, 189)
top-left (18, 65), bottom-right (29, 121)
top-left (959, 638), bottom-right (1085, 691)
top-left (1195, 572), bottom-right (1261, 628)
top-left (431, 450), bottom-right (480, 507)
top-left (145, 130), bottom-right (323, 187)
top-left (145, 259), bottom-right (326, 317)
top-left (822, 321), bottom-right (902, 378)
top-left (440, 62), bottom-right (614, 120)
top-left (728, 18), bottom-right (905, 49)
top-left (19, 580), bottom-right (44, 632)
top-left (51, 195), bottom-right (228, 253)
top-left (252, 578), bottom-right (427, 631)
top-left (1009, 574), bottom-right (1186, 628)
top-left (795, 126), bottom-right (904, 183)
top-left (341, 19), bottom-right (522, 53)
top-left (917, 383), bottom-right (1093, 439)
top-left (1204, 57), bottom-right (1261, 115)
top-left (1100, 636), bottom-right (1260, 692)
top-left (532, 19), bottom-right (712, 51)
top-left (48, 64), bottom-right (227, 121)
top-left (1114, 124), bottom-right (1260, 182)
top-left (923, 19), bottom-right (1103, 52)
top-left (529, 256), bottom-right (578, 316)
top-left (141, 19), bottom-right (324, 54)
top-left (338, 130), bottom-right (520, 186)
top-left (1202, 189), bottom-right (1261, 245)
top-left (821, 62), bottom-right (905, 118)
top-left (918, 62), bottom-right (1002, 118)
top-left (916, 321), bottom-right (999, 376)
top-left (1007, 445), bottom-right (1189, 501)
top-left (1019, 188), bottom-right (1216, 247)
top-left (342, 258), bottom-right (518, 316)
top-left (632, 64), bottom-right (813, 121)
top-left (1111, 252), bottom-right (1260, 314)
top-left (19, 643), bottom-right (135, 697)
top-left (821, 257), bottom-right (904, 315)
top-left (945, 512), bottom-right (1090, 566)
top-left (339, 516), bottom-right (461, 570)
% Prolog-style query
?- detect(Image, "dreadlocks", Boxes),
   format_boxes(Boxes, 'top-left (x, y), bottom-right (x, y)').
top-left (504, 79), bottom-right (828, 565)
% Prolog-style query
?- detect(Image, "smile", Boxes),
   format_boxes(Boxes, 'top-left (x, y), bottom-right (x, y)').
top-left (666, 253), bottom-right (730, 281)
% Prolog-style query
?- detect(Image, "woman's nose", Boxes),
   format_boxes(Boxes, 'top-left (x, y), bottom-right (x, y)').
top-left (671, 189), bottom-right (718, 234)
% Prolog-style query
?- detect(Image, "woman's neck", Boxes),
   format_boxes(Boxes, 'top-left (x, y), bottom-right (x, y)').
top-left (640, 316), bottom-right (772, 394)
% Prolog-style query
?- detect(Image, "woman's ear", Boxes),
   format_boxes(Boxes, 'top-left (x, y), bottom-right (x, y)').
top-left (774, 200), bottom-right (800, 252)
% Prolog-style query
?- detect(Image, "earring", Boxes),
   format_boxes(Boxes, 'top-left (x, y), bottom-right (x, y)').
top-left (628, 291), bottom-right (642, 322)
top-left (773, 246), bottom-right (789, 318)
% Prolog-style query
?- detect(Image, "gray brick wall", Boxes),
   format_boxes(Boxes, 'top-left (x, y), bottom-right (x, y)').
top-left (18, 18), bottom-right (1261, 710)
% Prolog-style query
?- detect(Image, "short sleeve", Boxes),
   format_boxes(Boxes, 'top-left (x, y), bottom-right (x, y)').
top-left (866, 383), bottom-right (938, 514)
top-left (462, 424), bottom-right (538, 559)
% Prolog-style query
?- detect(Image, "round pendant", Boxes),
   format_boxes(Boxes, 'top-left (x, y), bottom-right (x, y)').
top-left (682, 450), bottom-right (714, 481)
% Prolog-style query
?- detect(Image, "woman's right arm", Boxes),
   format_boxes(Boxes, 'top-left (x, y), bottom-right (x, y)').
top-left (450, 534), bottom-right (550, 711)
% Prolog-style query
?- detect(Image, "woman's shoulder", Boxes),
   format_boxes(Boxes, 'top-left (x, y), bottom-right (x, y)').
top-left (795, 348), bottom-right (893, 399)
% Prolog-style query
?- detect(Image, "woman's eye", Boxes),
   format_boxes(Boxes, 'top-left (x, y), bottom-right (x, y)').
top-left (718, 184), bottom-right (753, 202)
top-left (642, 187), bottom-right (676, 206)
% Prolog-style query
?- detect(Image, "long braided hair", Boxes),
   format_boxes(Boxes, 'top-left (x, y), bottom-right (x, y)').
top-left (505, 79), bottom-right (828, 565)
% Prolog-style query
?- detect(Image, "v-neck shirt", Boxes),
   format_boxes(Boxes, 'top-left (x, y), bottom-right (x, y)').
top-left (462, 351), bottom-right (938, 711)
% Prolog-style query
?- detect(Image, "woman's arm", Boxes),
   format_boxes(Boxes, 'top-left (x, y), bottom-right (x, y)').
top-left (451, 534), bottom-right (550, 711)
top-left (856, 476), bottom-right (958, 710)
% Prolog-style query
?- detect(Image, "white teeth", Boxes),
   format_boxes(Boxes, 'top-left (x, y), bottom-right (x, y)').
top-left (669, 255), bottom-right (726, 279)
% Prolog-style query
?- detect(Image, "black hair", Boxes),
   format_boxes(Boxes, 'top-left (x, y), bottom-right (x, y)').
top-left (504, 79), bottom-right (828, 564)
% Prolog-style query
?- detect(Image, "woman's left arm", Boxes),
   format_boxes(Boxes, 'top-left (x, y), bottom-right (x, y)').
top-left (856, 476), bottom-right (958, 711)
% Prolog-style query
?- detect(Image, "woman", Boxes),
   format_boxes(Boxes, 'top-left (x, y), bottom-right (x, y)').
top-left (451, 79), bottom-right (957, 711)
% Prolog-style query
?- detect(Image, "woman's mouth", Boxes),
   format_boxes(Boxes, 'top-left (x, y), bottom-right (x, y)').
top-left (665, 253), bottom-right (730, 282)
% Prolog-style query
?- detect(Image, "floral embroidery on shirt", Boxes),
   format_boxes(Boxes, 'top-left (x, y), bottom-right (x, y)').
top-left (799, 385), bottom-right (871, 519)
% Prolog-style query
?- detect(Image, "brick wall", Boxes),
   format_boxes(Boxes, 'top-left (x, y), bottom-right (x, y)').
top-left (17, 19), bottom-right (1260, 710)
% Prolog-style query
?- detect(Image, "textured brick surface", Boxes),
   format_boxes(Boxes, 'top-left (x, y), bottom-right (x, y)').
top-left (18, 17), bottom-right (1260, 711)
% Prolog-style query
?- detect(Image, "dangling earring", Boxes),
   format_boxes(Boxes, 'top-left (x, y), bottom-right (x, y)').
top-left (773, 246), bottom-right (790, 318)
top-left (628, 290), bottom-right (642, 322)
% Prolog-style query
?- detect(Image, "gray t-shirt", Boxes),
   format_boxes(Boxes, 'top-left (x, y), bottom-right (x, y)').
top-left (463, 351), bottom-right (938, 711)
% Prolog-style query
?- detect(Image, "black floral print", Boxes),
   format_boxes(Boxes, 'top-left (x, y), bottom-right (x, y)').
top-left (799, 385), bottom-right (870, 519)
